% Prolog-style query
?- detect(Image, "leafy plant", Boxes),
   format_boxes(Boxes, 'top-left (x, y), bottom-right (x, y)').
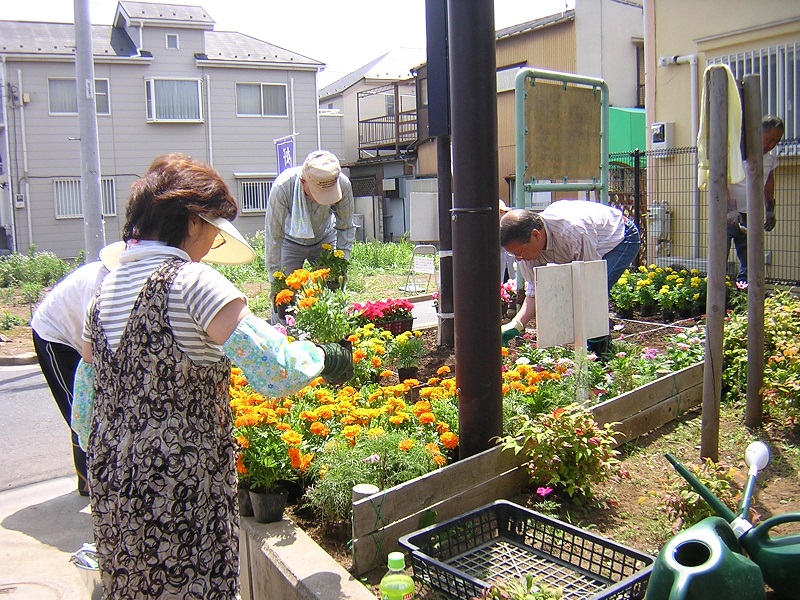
top-left (0, 311), bottom-right (25, 330)
top-left (662, 457), bottom-right (744, 527)
top-left (288, 273), bottom-right (354, 344)
top-left (476, 574), bottom-right (563, 600)
top-left (499, 404), bottom-right (621, 499)
top-left (610, 271), bottom-right (636, 311)
top-left (388, 330), bottom-right (425, 369)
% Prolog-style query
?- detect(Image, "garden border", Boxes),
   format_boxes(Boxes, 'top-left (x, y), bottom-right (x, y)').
top-left (350, 361), bottom-right (704, 576)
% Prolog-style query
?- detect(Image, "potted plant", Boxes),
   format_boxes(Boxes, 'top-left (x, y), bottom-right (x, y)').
top-left (346, 323), bottom-right (393, 386)
top-left (316, 243), bottom-right (349, 290)
top-left (288, 267), bottom-right (354, 343)
top-left (234, 417), bottom-right (311, 523)
top-left (388, 329), bottom-right (425, 381)
top-left (348, 298), bottom-right (415, 335)
top-left (610, 271), bottom-right (636, 319)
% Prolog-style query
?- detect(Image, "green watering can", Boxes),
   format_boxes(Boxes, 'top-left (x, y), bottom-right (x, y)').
top-left (647, 442), bottom-right (800, 600)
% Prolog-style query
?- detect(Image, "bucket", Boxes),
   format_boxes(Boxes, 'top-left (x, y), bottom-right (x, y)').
top-left (644, 517), bottom-right (764, 600)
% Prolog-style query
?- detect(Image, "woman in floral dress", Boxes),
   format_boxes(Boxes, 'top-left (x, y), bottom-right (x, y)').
top-left (73, 154), bottom-right (352, 599)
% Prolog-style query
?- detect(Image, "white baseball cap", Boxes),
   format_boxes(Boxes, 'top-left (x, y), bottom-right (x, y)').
top-left (301, 150), bottom-right (343, 206)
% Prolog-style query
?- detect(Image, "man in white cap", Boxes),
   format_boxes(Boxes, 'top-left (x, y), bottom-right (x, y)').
top-left (265, 150), bottom-right (356, 284)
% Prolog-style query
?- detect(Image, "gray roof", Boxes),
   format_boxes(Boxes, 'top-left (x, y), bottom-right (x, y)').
top-left (319, 47), bottom-right (425, 99)
top-left (0, 21), bottom-right (138, 58)
top-left (203, 31), bottom-right (322, 67)
top-left (495, 9), bottom-right (575, 41)
top-left (117, 1), bottom-right (214, 27)
top-left (0, 19), bottom-right (321, 67)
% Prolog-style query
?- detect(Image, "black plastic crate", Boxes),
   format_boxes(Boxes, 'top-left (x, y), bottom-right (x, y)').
top-left (398, 500), bottom-right (653, 600)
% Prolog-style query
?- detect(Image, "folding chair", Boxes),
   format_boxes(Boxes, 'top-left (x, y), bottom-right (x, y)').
top-left (399, 244), bottom-right (437, 294)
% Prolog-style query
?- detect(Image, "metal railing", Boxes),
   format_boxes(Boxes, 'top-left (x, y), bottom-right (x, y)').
top-left (609, 140), bottom-right (800, 285)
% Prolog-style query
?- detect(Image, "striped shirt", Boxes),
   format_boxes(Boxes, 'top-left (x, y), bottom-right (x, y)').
top-left (83, 242), bottom-right (245, 365)
top-left (517, 200), bottom-right (626, 297)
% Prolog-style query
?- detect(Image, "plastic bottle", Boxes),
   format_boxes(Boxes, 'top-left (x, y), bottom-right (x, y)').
top-left (379, 551), bottom-right (414, 600)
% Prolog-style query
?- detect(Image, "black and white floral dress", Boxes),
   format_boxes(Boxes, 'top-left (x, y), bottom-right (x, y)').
top-left (87, 258), bottom-right (239, 599)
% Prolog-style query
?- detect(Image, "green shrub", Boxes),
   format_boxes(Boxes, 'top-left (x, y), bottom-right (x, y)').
top-left (0, 311), bottom-right (25, 330)
top-left (662, 457), bottom-right (743, 527)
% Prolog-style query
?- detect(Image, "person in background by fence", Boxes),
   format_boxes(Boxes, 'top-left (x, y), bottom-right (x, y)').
top-left (499, 200), bottom-right (640, 355)
top-left (726, 115), bottom-right (785, 282)
top-left (30, 241), bottom-right (124, 496)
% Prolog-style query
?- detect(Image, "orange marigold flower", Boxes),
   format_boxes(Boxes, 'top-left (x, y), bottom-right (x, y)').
top-left (418, 412), bottom-right (435, 425)
top-left (310, 422), bottom-right (330, 436)
top-left (426, 377), bottom-right (441, 386)
top-left (440, 431), bottom-right (459, 450)
top-left (236, 454), bottom-right (247, 474)
top-left (501, 347), bottom-right (509, 357)
top-left (298, 296), bottom-right (318, 309)
top-left (380, 369), bottom-right (394, 378)
top-left (275, 421), bottom-right (291, 431)
top-left (317, 406), bottom-right (334, 419)
top-left (367, 427), bottom-right (385, 438)
top-left (235, 435), bottom-right (249, 448)
top-left (436, 421), bottom-right (450, 435)
top-left (353, 350), bottom-right (367, 363)
top-left (371, 356), bottom-right (383, 368)
top-left (432, 453), bottom-right (447, 466)
top-left (425, 442), bottom-right (441, 455)
top-left (281, 430), bottom-right (303, 446)
top-left (412, 400), bottom-right (432, 417)
top-left (275, 289), bottom-right (295, 306)
top-left (342, 424), bottom-right (362, 439)
top-left (436, 365), bottom-right (451, 375)
top-left (389, 412), bottom-right (410, 425)
top-left (288, 447), bottom-right (302, 469)
top-left (398, 438), bottom-right (415, 451)
top-left (285, 269), bottom-right (310, 289)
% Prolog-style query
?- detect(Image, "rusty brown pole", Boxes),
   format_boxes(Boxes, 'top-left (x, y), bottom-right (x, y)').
top-left (448, 0), bottom-right (503, 458)
top-left (743, 75), bottom-right (765, 428)
top-left (701, 67), bottom-right (728, 461)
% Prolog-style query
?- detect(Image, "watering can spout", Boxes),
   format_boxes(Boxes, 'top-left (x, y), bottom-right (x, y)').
top-left (664, 453), bottom-right (737, 522)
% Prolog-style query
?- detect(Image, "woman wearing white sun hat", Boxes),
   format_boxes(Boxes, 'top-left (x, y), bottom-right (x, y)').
top-left (72, 153), bottom-right (352, 599)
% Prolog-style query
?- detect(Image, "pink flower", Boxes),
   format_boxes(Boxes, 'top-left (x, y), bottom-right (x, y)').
top-left (536, 486), bottom-right (553, 497)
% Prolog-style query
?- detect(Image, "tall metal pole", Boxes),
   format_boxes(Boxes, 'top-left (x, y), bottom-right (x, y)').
top-left (448, 0), bottom-right (502, 458)
top-left (74, 0), bottom-right (105, 260)
top-left (701, 67), bottom-right (728, 461)
top-left (743, 75), bottom-right (765, 427)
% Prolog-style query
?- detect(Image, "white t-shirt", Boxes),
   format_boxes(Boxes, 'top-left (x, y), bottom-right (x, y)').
top-left (31, 261), bottom-right (109, 351)
top-left (728, 149), bottom-right (779, 213)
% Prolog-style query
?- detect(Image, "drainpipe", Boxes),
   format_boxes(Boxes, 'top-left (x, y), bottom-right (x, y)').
top-left (205, 74), bottom-right (213, 164)
top-left (0, 55), bottom-right (16, 251)
top-left (660, 53), bottom-right (700, 256)
top-left (17, 68), bottom-right (32, 248)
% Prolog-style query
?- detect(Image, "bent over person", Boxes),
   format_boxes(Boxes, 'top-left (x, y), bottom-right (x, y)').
top-left (499, 200), bottom-right (640, 355)
top-left (72, 153), bottom-right (352, 599)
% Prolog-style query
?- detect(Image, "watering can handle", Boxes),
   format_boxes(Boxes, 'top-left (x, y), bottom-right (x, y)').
top-left (750, 513), bottom-right (800, 538)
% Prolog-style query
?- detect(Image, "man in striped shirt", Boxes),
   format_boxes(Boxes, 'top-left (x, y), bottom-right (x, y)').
top-left (499, 200), bottom-right (640, 353)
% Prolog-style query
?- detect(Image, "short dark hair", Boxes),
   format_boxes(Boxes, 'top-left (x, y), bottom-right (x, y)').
top-left (499, 209), bottom-right (544, 246)
top-left (763, 115), bottom-right (785, 133)
top-left (123, 153), bottom-right (238, 246)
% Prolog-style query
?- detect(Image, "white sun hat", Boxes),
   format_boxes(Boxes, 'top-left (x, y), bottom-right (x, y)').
top-left (198, 214), bottom-right (256, 265)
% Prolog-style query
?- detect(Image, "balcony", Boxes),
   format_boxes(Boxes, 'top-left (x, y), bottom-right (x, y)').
top-left (357, 83), bottom-right (417, 161)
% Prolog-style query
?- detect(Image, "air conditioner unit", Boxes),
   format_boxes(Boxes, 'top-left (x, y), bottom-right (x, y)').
top-left (383, 178), bottom-right (400, 198)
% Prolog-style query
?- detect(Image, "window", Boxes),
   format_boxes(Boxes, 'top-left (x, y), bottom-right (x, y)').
top-left (235, 83), bottom-right (288, 117)
top-left (48, 78), bottom-right (111, 115)
top-left (709, 42), bottom-right (799, 141)
top-left (497, 66), bottom-right (521, 93)
top-left (145, 78), bottom-right (202, 122)
top-left (166, 33), bottom-right (179, 50)
top-left (54, 178), bottom-right (116, 218)
top-left (386, 94), bottom-right (395, 117)
top-left (237, 178), bottom-right (273, 212)
top-left (419, 77), bottom-right (428, 107)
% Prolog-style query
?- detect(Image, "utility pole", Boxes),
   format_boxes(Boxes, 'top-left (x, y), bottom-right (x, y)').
top-left (74, 0), bottom-right (105, 260)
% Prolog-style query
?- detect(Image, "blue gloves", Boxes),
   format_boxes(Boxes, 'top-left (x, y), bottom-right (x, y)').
top-left (501, 319), bottom-right (524, 347)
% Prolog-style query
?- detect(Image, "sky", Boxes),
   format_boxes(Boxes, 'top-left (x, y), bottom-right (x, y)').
top-left (0, 0), bottom-right (574, 86)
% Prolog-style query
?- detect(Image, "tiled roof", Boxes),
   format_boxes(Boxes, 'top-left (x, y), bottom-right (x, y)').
top-left (495, 9), bottom-right (575, 40)
top-left (117, 1), bottom-right (214, 26)
top-left (319, 47), bottom-right (425, 99)
top-left (0, 21), bottom-right (138, 58)
top-left (203, 31), bottom-right (322, 67)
